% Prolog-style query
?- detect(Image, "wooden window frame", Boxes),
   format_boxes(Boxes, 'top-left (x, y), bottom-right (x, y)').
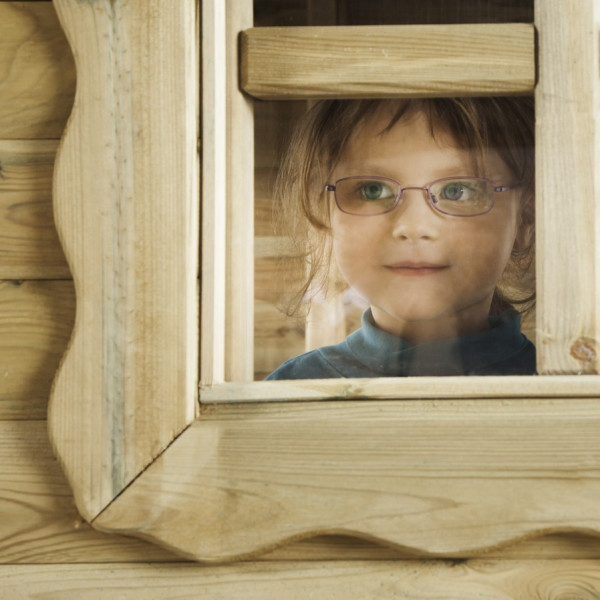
top-left (49, 0), bottom-right (600, 562)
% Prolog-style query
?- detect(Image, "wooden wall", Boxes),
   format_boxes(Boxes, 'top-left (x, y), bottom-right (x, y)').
top-left (2, 1), bottom-right (600, 597)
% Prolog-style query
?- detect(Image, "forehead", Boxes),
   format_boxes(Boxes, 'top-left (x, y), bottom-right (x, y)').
top-left (336, 110), bottom-right (470, 172)
top-left (334, 108), bottom-right (507, 179)
top-left (349, 108), bottom-right (454, 151)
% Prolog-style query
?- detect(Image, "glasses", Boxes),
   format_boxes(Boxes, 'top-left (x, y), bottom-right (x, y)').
top-left (324, 176), bottom-right (520, 217)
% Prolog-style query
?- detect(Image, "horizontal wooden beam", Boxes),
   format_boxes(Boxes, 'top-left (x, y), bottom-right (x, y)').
top-left (2, 421), bottom-right (600, 563)
top-left (0, 141), bottom-right (70, 279)
top-left (0, 280), bottom-right (74, 420)
top-left (200, 375), bottom-right (600, 403)
top-left (3, 561), bottom-right (600, 597)
top-left (0, 2), bottom-right (75, 138)
top-left (96, 398), bottom-right (600, 562)
top-left (240, 24), bottom-right (535, 100)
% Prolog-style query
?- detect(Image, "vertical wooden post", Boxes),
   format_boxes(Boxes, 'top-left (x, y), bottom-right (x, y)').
top-left (201, 0), bottom-right (227, 384)
top-left (49, 0), bottom-right (198, 519)
top-left (202, 0), bottom-right (254, 384)
top-left (225, 0), bottom-right (254, 381)
top-left (535, 0), bottom-right (600, 373)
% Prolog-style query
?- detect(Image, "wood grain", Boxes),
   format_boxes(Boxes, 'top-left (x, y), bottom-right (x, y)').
top-left (535, 0), bottom-right (600, 374)
top-left (41, 0), bottom-right (600, 572)
top-left (2, 561), bottom-right (600, 599)
top-left (200, 374), bottom-right (600, 403)
top-left (96, 398), bottom-right (600, 562)
top-left (48, 0), bottom-right (199, 521)
top-left (224, 0), bottom-right (255, 382)
top-left (0, 2), bottom-right (75, 139)
top-left (0, 140), bottom-right (70, 279)
top-left (241, 24), bottom-right (534, 100)
top-left (200, 0), bottom-right (227, 384)
top-left (0, 280), bottom-right (74, 420)
top-left (0, 420), bottom-right (178, 563)
top-left (2, 421), bottom-right (600, 563)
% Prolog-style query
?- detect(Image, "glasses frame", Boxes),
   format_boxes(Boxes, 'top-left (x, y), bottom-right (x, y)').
top-left (325, 175), bottom-right (521, 217)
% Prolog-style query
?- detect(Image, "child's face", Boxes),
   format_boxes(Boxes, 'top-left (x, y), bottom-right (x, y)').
top-left (329, 110), bottom-right (523, 345)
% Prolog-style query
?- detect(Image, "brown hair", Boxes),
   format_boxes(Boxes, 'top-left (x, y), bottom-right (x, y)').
top-left (274, 97), bottom-right (535, 317)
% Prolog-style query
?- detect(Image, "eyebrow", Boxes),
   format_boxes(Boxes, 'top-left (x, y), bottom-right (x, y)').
top-left (337, 162), bottom-right (478, 180)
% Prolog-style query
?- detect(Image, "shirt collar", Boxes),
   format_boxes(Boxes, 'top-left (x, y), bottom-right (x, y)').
top-left (344, 308), bottom-right (528, 376)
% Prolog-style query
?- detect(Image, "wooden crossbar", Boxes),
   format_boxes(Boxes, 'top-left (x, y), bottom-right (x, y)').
top-left (241, 24), bottom-right (535, 100)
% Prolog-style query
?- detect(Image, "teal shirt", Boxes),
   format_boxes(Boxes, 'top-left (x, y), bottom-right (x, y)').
top-left (266, 308), bottom-right (536, 379)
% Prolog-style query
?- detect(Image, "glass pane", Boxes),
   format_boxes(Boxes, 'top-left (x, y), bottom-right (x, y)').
top-left (253, 0), bottom-right (535, 380)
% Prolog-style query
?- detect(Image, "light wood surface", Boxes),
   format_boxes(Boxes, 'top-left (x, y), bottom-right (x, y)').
top-left (535, 0), bottom-right (600, 374)
top-left (241, 24), bottom-right (535, 99)
top-left (95, 399), bottom-right (600, 561)
top-left (0, 280), bottom-right (74, 420)
top-left (0, 2), bottom-right (74, 138)
top-left (200, 0), bottom-right (227, 384)
top-left (2, 561), bottom-right (600, 599)
top-left (48, 0), bottom-right (199, 521)
top-left (0, 140), bottom-right (69, 279)
top-left (42, 0), bottom-right (600, 573)
top-left (225, 0), bottom-right (255, 382)
top-left (200, 374), bottom-right (600, 403)
top-left (1, 0), bottom-right (599, 593)
top-left (3, 420), bottom-right (600, 563)
top-left (0, 420), bottom-right (178, 563)
top-left (202, 0), bottom-right (255, 384)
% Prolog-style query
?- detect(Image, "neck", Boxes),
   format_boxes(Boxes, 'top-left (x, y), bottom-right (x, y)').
top-left (370, 302), bottom-right (493, 345)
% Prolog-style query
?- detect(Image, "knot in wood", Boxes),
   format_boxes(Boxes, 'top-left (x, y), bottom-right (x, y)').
top-left (545, 580), bottom-right (600, 600)
top-left (552, 593), bottom-right (598, 600)
top-left (569, 337), bottom-right (597, 365)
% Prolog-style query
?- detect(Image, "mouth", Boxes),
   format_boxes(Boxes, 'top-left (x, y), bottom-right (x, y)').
top-left (385, 262), bottom-right (449, 276)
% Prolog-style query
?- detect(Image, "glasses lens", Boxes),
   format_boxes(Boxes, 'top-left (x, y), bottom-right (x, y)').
top-left (429, 178), bottom-right (492, 216)
top-left (335, 177), bottom-right (399, 215)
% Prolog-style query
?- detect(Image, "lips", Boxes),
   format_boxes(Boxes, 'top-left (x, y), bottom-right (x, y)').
top-left (385, 262), bottom-right (449, 276)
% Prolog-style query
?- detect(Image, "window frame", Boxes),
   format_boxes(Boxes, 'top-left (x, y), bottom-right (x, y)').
top-left (49, 0), bottom-right (600, 561)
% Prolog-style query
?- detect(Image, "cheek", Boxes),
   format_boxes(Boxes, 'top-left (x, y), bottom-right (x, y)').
top-left (332, 234), bottom-right (364, 271)
top-left (331, 222), bottom-right (379, 281)
top-left (465, 221), bottom-right (519, 277)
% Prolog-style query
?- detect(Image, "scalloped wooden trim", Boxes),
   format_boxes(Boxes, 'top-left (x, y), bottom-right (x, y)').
top-left (48, 0), bottom-right (199, 520)
top-left (94, 399), bottom-right (600, 562)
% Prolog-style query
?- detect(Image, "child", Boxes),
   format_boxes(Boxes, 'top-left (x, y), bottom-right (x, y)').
top-left (266, 97), bottom-right (535, 379)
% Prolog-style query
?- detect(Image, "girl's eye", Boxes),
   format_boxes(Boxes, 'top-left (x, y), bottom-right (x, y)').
top-left (358, 181), bottom-right (395, 202)
top-left (440, 181), bottom-right (470, 202)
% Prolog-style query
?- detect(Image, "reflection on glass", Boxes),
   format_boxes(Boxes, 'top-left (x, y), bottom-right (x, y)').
top-left (264, 98), bottom-right (535, 379)
top-left (253, 0), bottom-right (535, 380)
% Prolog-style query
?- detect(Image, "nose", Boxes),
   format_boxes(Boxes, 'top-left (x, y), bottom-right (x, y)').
top-left (390, 187), bottom-right (440, 241)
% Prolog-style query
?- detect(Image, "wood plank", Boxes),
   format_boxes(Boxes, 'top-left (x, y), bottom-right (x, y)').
top-left (267, 533), bottom-right (600, 561)
top-left (0, 280), bottom-right (74, 420)
top-left (535, 0), bottom-right (600, 373)
top-left (2, 561), bottom-right (600, 598)
top-left (0, 2), bottom-right (75, 139)
top-left (49, 0), bottom-right (199, 521)
top-left (2, 421), bottom-right (600, 563)
top-left (200, 374), bottom-right (600, 403)
top-left (0, 140), bottom-right (70, 279)
top-left (201, 0), bottom-right (227, 385)
top-left (0, 420), bottom-right (177, 563)
top-left (241, 24), bottom-right (534, 100)
top-left (224, 0), bottom-right (255, 382)
top-left (95, 399), bottom-right (600, 561)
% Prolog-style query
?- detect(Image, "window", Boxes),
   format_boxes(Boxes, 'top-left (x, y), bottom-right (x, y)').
top-left (252, 1), bottom-right (536, 382)
top-left (49, 0), bottom-right (600, 562)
